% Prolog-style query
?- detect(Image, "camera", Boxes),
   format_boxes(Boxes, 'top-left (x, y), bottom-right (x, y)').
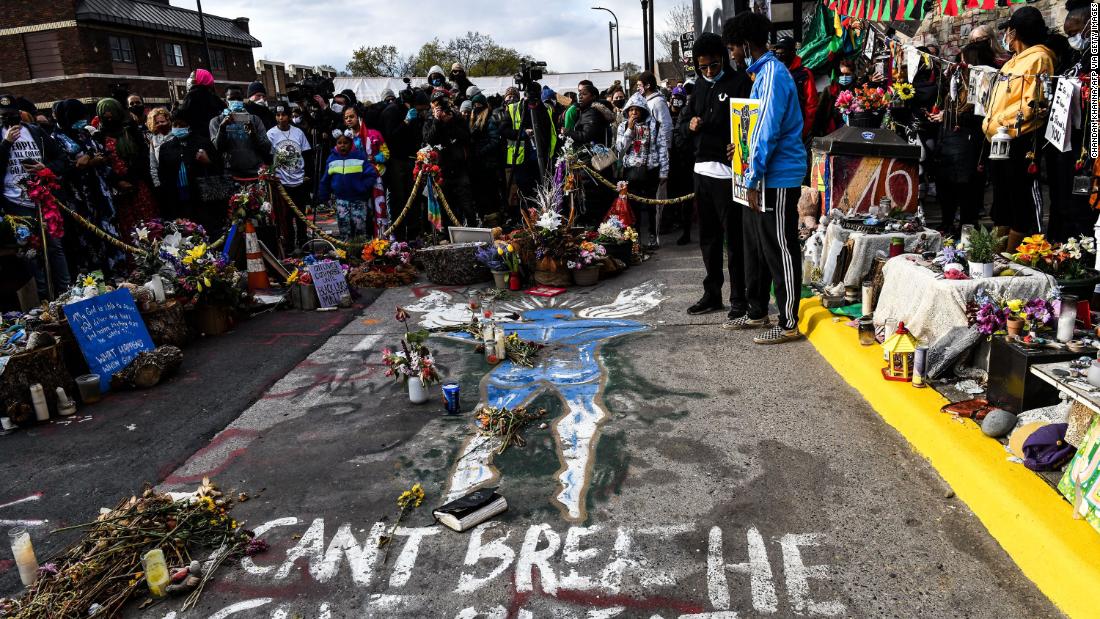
top-left (287, 75), bottom-right (335, 107)
top-left (514, 59), bottom-right (547, 92)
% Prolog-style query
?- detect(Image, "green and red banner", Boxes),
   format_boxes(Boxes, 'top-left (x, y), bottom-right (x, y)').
top-left (828, 0), bottom-right (1023, 20)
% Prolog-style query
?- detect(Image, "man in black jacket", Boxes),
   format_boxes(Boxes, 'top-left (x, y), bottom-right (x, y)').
top-left (681, 32), bottom-right (753, 318)
top-left (423, 91), bottom-right (475, 225)
top-left (383, 90), bottom-right (429, 239)
top-left (157, 113), bottom-right (224, 234)
top-left (245, 81), bottom-right (276, 132)
top-left (564, 83), bottom-right (613, 147)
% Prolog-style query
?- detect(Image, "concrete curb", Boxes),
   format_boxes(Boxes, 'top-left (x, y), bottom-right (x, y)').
top-left (798, 298), bottom-right (1100, 619)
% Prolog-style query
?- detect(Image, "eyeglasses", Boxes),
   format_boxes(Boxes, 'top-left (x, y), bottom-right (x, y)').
top-left (700, 61), bottom-right (723, 74)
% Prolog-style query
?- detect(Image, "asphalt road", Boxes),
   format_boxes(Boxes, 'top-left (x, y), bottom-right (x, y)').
top-left (0, 292), bottom-right (379, 597)
top-left (2, 240), bottom-right (1061, 618)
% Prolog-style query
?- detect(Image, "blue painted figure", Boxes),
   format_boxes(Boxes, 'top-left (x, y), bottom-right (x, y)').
top-left (445, 308), bottom-right (648, 521)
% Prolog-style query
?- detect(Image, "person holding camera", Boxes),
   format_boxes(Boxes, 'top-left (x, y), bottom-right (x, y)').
top-left (210, 88), bottom-right (272, 180)
top-left (423, 91), bottom-right (476, 225)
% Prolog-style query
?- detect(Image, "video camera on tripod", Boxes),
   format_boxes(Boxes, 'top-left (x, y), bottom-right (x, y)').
top-left (286, 75), bottom-right (336, 109)
top-left (514, 59), bottom-right (547, 99)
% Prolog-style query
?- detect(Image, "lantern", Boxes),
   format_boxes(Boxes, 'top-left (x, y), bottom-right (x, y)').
top-left (989, 126), bottom-right (1012, 161)
top-left (882, 321), bottom-right (919, 381)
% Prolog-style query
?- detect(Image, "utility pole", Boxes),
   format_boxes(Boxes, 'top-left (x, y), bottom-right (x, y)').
top-left (592, 6), bottom-right (621, 71)
top-left (607, 22), bottom-right (616, 71)
top-left (641, 0), bottom-right (650, 72)
top-left (195, 0), bottom-right (213, 69)
top-left (648, 0), bottom-right (656, 73)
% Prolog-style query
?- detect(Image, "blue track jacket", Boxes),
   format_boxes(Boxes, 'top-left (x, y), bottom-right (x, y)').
top-left (745, 52), bottom-right (806, 190)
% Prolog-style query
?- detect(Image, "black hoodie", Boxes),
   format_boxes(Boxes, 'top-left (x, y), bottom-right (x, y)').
top-left (682, 33), bottom-right (751, 165)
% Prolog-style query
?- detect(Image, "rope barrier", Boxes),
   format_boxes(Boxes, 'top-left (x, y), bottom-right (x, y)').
top-left (381, 171), bottom-right (426, 237)
top-left (576, 164), bottom-right (695, 205)
top-left (59, 204), bottom-right (148, 256)
top-left (276, 183), bottom-right (362, 251)
top-left (431, 178), bottom-right (464, 228)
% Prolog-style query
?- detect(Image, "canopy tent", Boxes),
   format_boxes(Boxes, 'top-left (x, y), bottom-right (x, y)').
top-left (334, 72), bottom-right (627, 103)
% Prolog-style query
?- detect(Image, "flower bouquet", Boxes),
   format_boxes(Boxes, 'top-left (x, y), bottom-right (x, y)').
top-left (568, 241), bottom-right (607, 285)
top-left (413, 146), bottom-right (443, 186)
top-left (226, 180), bottom-right (272, 225)
top-left (971, 290), bottom-right (1054, 337)
top-left (130, 218), bottom-right (209, 285)
top-left (383, 308), bottom-right (441, 401)
top-left (18, 168), bottom-right (64, 240)
top-left (1005, 234), bottom-right (1097, 281)
top-left (347, 238), bottom-right (417, 288)
top-left (835, 86), bottom-right (889, 128)
top-left (596, 216), bottom-right (638, 264)
top-left (521, 179), bottom-right (577, 286)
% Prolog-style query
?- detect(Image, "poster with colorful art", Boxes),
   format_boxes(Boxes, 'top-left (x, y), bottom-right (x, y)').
top-left (1059, 415), bottom-right (1100, 535)
top-left (729, 98), bottom-right (762, 207)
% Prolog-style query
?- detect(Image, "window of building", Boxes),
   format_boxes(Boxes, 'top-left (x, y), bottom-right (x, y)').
top-left (109, 35), bottom-right (134, 63)
top-left (24, 31), bottom-right (63, 79)
top-left (210, 49), bottom-right (226, 70)
top-left (164, 43), bottom-right (185, 67)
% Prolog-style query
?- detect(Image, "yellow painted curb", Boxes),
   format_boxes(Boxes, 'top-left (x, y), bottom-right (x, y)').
top-left (798, 298), bottom-right (1100, 619)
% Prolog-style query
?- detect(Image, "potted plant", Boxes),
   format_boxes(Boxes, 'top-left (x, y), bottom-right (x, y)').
top-left (596, 216), bottom-right (637, 264)
top-left (965, 226), bottom-right (1001, 279)
top-left (1005, 234), bottom-right (1100, 298)
top-left (382, 307), bottom-right (441, 403)
top-left (568, 241), bottom-right (607, 286)
top-left (169, 242), bottom-right (246, 335)
top-left (476, 242), bottom-right (515, 289)
top-left (971, 291), bottom-right (1054, 338)
top-left (522, 180), bottom-right (577, 287)
top-left (834, 86), bottom-right (890, 128)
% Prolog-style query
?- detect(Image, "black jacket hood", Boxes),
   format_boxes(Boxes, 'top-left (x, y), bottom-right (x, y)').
top-left (691, 32), bottom-right (734, 77)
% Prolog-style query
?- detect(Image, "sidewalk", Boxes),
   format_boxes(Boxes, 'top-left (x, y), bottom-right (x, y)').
top-left (799, 298), bottom-right (1100, 619)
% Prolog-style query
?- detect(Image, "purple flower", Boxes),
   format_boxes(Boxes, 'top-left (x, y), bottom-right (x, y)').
top-left (37, 563), bottom-right (59, 577)
top-left (245, 537), bottom-right (269, 557)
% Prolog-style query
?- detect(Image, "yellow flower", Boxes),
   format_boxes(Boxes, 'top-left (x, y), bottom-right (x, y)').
top-left (506, 244), bottom-right (514, 253)
top-left (335, 249), bottom-right (347, 260)
top-left (287, 269), bottom-right (300, 284)
top-left (203, 277), bottom-right (212, 287)
top-left (1006, 299), bottom-right (1023, 313)
top-left (183, 243), bottom-right (207, 265)
top-left (199, 496), bottom-right (216, 512)
top-left (82, 276), bottom-right (96, 287)
top-left (497, 246), bottom-right (504, 255)
top-left (397, 482), bottom-right (425, 509)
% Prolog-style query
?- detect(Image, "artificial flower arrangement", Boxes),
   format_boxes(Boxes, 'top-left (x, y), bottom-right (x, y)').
top-left (226, 177), bottom-right (272, 225)
top-left (971, 290), bottom-right (1055, 336)
top-left (168, 242), bottom-right (246, 309)
top-left (596, 216), bottom-right (639, 245)
top-left (1004, 234), bottom-right (1097, 279)
top-left (567, 240), bottom-right (607, 270)
top-left (130, 218), bottom-right (209, 287)
top-left (834, 85), bottom-right (890, 115)
top-left (382, 306), bottom-right (441, 385)
top-left (18, 168), bottom-right (64, 240)
top-left (413, 146), bottom-right (443, 186)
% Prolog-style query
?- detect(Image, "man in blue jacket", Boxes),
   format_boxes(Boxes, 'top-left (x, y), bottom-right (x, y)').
top-left (723, 12), bottom-right (807, 345)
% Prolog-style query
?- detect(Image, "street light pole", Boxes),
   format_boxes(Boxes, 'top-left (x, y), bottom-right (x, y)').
top-left (195, 0), bottom-right (213, 69)
top-left (591, 7), bottom-right (620, 71)
top-left (640, 0), bottom-right (650, 73)
top-left (607, 22), bottom-right (615, 71)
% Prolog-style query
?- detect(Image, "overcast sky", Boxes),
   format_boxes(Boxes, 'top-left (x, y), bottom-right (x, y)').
top-left (172, 0), bottom-right (668, 73)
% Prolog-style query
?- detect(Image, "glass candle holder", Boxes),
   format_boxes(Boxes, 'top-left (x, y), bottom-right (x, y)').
top-left (8, 526), bottom-right (38, 586)
top-left (858, 317), bottom-right (877, 346)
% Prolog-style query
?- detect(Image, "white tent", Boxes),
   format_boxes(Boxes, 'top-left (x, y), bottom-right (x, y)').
top-left (334, 71), bottom-right (626, 103)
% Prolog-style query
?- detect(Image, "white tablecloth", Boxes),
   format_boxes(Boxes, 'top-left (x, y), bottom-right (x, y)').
top-left (818, 222), bottom-right (943, 287)
top-left (873, 255), bottom-right (1057, 344)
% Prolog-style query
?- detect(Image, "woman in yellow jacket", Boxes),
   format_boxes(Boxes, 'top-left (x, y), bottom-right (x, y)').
top-left (982, 6), bottom-right (1055, 253)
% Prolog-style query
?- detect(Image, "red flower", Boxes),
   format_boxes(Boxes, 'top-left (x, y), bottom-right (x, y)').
top-left (1027, 163), bottom-right (1039, 175)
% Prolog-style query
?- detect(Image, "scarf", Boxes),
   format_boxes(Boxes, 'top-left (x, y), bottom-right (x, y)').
top-left (95, 98), bottom-right (140, 160)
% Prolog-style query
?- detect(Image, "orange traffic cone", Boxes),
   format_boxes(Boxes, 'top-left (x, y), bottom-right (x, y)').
top-left (244, 221), bottom-right (270, 291)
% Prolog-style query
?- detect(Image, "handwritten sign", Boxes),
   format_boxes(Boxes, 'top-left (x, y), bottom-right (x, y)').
top-left (1045, 78), bottom-right (1080, 153)
top-left (306, 261), bottom-right (349, 308)
top-left (63, 290), bottom-right (155, 393)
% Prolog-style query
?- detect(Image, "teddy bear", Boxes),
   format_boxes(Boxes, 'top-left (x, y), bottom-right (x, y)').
top-left (797, 186), bottom-right (821, 239)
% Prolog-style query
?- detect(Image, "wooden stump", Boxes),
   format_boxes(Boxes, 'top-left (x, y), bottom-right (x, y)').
top-left (110, 346), bottom-right (184, 390)
top-left (0, 341), bottom-right (75, 423)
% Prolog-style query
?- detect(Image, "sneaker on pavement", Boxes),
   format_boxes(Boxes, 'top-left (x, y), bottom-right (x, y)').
top-left (722, 315), bottom-right (771, 330)
top-left (687, 297), bottom-right (724, 315)
top-left (753, 326), bottom-right (803, 344)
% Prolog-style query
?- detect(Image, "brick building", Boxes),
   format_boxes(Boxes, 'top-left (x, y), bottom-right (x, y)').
top-left (909, 0), bottom-right (1067, 57)
top-left (0, 0), bottom-right (260, 108)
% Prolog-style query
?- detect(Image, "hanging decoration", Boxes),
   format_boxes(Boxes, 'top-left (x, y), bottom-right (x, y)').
top-left (20, 168), bottom-right (65, 239)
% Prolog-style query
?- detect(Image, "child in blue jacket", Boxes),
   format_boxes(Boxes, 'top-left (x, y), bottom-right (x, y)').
top-left (317, 133), bottom-right (378, 239)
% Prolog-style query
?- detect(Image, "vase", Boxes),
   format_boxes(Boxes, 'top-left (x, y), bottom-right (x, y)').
top-left (407, 377), bottom-right (429, 404)
top-left (195, 304), bottom-right (231, 336)
top-left (968, 262), bottom-right (994, 279)
top-left (1056, 269), bottom-right (1100, 301)
top-left (290, 283), bottom-right (318, 310)
top-left (509, 272), bottom-right (521, 291)
top-left (491, 270), bottom-right (510, 289)
top-left (849, 111), bottom-right (883, 128)
top-left (572, 266), bottom-right (600, 286)
top-left (1006, 317), bottom-right (1024, 337)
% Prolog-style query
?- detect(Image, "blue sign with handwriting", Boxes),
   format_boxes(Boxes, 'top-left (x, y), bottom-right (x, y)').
top-left (63, 289), bottom-right (155, 392)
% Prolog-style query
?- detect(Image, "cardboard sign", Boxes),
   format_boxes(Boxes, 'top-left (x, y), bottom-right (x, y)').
top-left (63, 289), bottom-right (155, 393)
top-left (306, 261), bottom-right (349, 308)
top-left (1045, 78), bottom-right (1080, 153)
top-left (729, 98), bottom-right (763, 207)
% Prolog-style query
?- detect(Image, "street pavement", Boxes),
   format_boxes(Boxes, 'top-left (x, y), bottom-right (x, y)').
top-left (122, 239), bottom-right (1061, 618)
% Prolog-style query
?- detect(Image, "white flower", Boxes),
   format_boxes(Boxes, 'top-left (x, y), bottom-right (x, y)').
top-left (162, 231), bottom-right (182, 248)
top-left (536, 210), bottom-right (562, 231)
top-left (260, 201), bottom-right (272, 214)
top-left (136, 226), bottom-right (150, 241)
top-left (1079, 236), bottom-right (1095, 254)
top-left (163, 245), bottom-right (180, 258)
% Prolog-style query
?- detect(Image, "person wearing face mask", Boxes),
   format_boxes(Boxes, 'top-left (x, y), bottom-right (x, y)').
top-left (968, 24), bottom-right (1010, 68)
top-left (1044, 0), bottom-right (1094, 242)
top-left (210, 87), bottom-right (273, 180)
top-left (177, 69), bottom-right (225, 140)
top-left (450, 63), bottom-right (474, 104)
top-left (982, 6), bottom-right (1055, 252)
top-left (424, 90), bottom-right (477, 225)
top-left (2, 93), bottom-right (72, 297)
top-left (383, 89), bottom-right (430, 240)
top-left (499, 86), bottom-right (556, 212)
top-left (34, 113), bottom-right (54, 134)
top-left (723, 12), bottom-right (807, 345)
top-left (145, 107), bottom-right (172, 199)
top-left (245, 81), bottom-right (276, 133)
top-left (427, 65), bottom-right (453, 92)
top-left (158, 113), bottom-right (223, 233)
top-left (468, 91), bottom-right (503, 224)
top-left (772, 38), bottom-right (819, 144)
top-left (95, 97), bottom-right (158, 235)
top-left (812, 58), bottom-right (856, 137)
top-left (127, 95), bottom-right (147, 133)
top-left (681, 33), bottom-right (752, 318)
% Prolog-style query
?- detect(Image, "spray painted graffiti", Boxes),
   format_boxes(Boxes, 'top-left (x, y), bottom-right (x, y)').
top-left (165, 517), bottom-right (846, 618)
top-left (405, 283), bottom-right (665, 521)
top-left (824, 154), bottom-right (918, 214)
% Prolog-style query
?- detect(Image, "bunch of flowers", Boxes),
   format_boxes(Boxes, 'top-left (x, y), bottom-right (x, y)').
top-left (227, 181), bottom-right (272, 225)
top-left (1006, 233), bottom-right (1096, 279)
top-left (567, 241), bottom-right (607, 270)
top-left (130, 218), bottom-right (210, 283)
top-left (381, 307), bottom-right (441, 385)
top-left (834, 86), bottom-right (890, 115)
top-left (475, 243), bottom-right (505, 271)
top-left (892, 81), bottom-right (916, 102)
top-left (938, 239), bottom-right (967, 264)
top-left (285, 268), bottom-right (313, 286)
top-left (18, 168), bottom-right (64, 239)
top-left (522, 177), bottom-right (578, 262)
top-left (360, 238), bottom-right (412, 268)
top-left (971, 290), bottom-right (1055, 335)
top-left (596, 216), bottom-right (637, 244)
top-left (168, 243), bottom-right (245, 308)
top-left (362, 238), bottom-right (391, 262)
top-left (413, 146), bottom-right (443, 186)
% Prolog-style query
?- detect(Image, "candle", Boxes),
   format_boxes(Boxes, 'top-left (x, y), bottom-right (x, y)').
top-left (913, 347), bottom-right (928, 388)
top-left (142, 549), bottom-right (169, 597)
top-left (861, 283), bottom-right (874, 314)
top-left (8, 527), bottom-right (38, 586)
top-left (29, 384), bottom-right (48, 422)
top-left (1057, 295), bottom-right (1078, 343)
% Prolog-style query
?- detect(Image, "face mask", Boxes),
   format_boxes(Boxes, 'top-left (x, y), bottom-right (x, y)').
top-left (228, 100), bottom-right (246, 112)
top-left (292, 117), bottom-right (302, 125)
top-left (171, 127), bottom-right (189, 138)
top-left (254, 99), bottom-right (268, 107)
top-left (613, 99), bottom-right (625, 109)
top-left (702, 70), bottom-right (724, 83)
top-left (838, 75), bottom-right (854, 86)
top-left (72, 119), bottom-right (88, 130)
top-left (431, 77), bottom-right (443, 87)
top-left (330, 102), bottom-right (344, 114)
top-left (1000, 32), bottom-right (1010, 51)
top-left (1068, 22), bottom-right (1089, 51)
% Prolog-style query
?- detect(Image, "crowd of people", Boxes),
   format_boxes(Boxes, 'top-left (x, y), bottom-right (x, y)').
top-left (1, 0), bottom-right (1093, 345)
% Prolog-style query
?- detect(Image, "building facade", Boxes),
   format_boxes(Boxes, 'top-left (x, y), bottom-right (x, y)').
top-left (0, 0), bottom-right (260, 107)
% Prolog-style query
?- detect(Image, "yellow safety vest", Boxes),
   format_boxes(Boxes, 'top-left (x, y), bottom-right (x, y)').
top-left (506, 102), bottom-right (557, 166)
